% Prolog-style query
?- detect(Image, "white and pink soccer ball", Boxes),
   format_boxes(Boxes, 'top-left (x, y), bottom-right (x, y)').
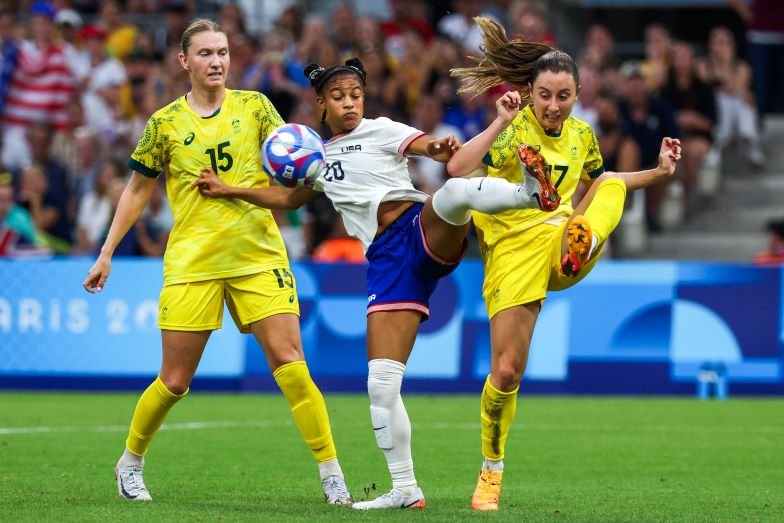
top-left (262, 123), bottom-right (326, 188)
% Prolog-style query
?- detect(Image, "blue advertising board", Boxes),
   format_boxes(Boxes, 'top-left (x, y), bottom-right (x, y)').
top-left (0, 258), bottom-right (781, 394)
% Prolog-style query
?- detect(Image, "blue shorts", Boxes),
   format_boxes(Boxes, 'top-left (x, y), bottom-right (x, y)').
top-left (366, 202), bottom-right (465, 319)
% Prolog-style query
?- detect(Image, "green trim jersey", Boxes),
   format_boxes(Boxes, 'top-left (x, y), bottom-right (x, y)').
top-left (474, 104), bottom-right (604, 249)
top-left (129, 89), bottom-right (288, 285)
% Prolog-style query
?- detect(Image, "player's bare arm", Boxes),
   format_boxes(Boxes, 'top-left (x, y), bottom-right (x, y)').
top-left (83, 172), bottom-right (157, 294)
top-left (192, 167), bottom-right (317, 210)
top-left (603, 137), bottom-right (682, 192)
top-left (446, 91), bottom-right (521, 177)
top-left (406, 134), bottom-right (461, 163)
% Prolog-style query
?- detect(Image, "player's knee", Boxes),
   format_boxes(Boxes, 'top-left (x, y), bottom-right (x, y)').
top-left (492, 357), bottom-right (526, 391)
top-left (367, 359), bottom-right (404, 406)
top-left (159, 374), bottom-right (190, 395)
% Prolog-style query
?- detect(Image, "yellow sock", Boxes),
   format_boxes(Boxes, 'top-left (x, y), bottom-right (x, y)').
top-left (273, 361), bottom-right (337, 463)
top-left (584, 177), bottom-right (627, 245)
top-left (126, 376), bottom-right (187, 456)
top-left (480, 375), bottom-right (518, 461)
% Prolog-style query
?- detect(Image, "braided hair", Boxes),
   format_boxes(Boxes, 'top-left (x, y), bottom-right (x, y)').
top-left (451, 17), bottom-right (579, 100)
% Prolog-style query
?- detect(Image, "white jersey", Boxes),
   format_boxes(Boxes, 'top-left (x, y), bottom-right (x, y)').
top-left (314, 117), bottom-right (430, 251)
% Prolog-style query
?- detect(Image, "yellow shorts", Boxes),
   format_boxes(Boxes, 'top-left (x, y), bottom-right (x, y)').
top-left (158, 269), bottom-right (300, 333)
top-left (481, 219), bottom-right (605, 318)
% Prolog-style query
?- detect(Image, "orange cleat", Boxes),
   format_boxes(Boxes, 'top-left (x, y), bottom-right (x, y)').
top-left (561, 215), bottom-right (593, 277)
top-left (517, 143), bottom-right (561, 212)
top-left (471, 469), bottom-right (502, 511)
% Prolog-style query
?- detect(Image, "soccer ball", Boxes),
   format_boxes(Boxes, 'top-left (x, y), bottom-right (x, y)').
top-left (261, 123), bottom-right (326, 188)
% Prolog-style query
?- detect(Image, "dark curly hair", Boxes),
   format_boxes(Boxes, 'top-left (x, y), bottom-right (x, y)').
top-left (304, 58), bottom-right (367, 94)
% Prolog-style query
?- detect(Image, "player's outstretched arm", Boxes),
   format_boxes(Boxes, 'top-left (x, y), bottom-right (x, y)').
top-left (83, 172), bottom-right (157, 293)
top-left (192, 167), bottom-right (316, 210)
top-left (447, 91), bottom-right (521, 177)
top-left (605, 137), bottom-right (682, 192)
top-left (407, 134), bottom-right (461, 163)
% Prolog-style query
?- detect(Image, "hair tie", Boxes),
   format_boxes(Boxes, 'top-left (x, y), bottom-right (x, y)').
top-left (308, 66), bottom-right (326, 81)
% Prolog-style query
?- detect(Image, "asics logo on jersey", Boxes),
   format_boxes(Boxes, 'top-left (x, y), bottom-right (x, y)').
top-left (184, 132), bottom-right (195, 145)
top-left (288, 294), bottom-right (295, 303)
top-left (340, 144), bottom-right (362, 153)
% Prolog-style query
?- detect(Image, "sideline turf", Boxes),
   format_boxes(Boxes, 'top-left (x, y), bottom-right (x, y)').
top-left (0, 393), bottom-right (781, 522)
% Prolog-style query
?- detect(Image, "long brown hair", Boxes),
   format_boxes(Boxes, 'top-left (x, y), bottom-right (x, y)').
top-left (451, 17), bottom-right (578, 99)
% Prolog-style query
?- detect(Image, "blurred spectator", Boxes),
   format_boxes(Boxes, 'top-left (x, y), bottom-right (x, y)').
top-left (277, 5), bottom-right (304, 42)
top-left (97, 0), bottom-right (138, 61)
top-left (595, 89), bottom-right (641, 174)
top-left (438, 0), bottom-right (487, 54)
top-left (444, 90), bottom-right (491, 142)
top-left (17, 163), bottom-right (68, 252)
top-left (51, 96), bottom-right (86, 182)
top-left (0, 8), bottom-right (19, 120)
top-left (331, 3), bottom-right (358, 59)
top-left (642, 23), bottom-right (672, 93)
top-left (74, 159), bottom-right (119, 254)
top-left (618, 61), bottom-right (680, 232)
top-left (579, 23), bottom-right (618, 74)
top-left (79, 24), bottom-right (129, 145)
top-left (698, 26), bottom-right (765, 166)
top-left (0, 170), bottom-right (39, 250)
top-left (381, 0), bottom-right (434, 61)
top-left (218, 2), bottom-right (247, 37)
top-left (754, 218), bottom-right (784, 266)
top-left (244, 30), bottom-right (302, 121)
top-left (25, 122), bottom-right (72, 244)
top-left (136, 177), bottom-right (172, 257)
top-left (572, 64), bottom-right (600, 129)
top-left (660, 42), bottom-right (716, 207)
top-left (358, 43), bottom-right (403, 120)
top-left (508, 0), bottom-right (556, 46)
top-left (304, 193), bottom-right (339, 255)
top-left (729, 0), bottom-right (784, 116)
top-left (311, 218), bottom-right (365, 263)
top-left (54, 8), bottom-right (85, 78)
top-left (408, 93), bottom-right (464, 194)
top-left (1, 1), bottom-right (77, 170)
top-left (72, 126), bottom-right (105, 200)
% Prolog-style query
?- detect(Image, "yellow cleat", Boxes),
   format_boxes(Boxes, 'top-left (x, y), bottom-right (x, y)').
top-left (471, 469), bottom-right (502, 511)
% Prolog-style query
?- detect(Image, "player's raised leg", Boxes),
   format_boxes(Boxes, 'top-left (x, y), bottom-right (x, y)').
top-left (116, 330), bottom-right (208, 501)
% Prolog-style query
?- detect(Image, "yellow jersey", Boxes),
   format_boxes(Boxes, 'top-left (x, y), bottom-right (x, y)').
top-left (128, 89), bottom-right (288, 285)
top-left (473, 104), bottom-right (604, 249)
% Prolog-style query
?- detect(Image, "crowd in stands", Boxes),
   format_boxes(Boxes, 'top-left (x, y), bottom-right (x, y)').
top-left (0, 0), bottom-right (779, 261)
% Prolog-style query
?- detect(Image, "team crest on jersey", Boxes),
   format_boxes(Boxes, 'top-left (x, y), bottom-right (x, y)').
top-left (571, 145), bottom-right (578, 160)
top-left (232, 118), bottom-right (241, 134)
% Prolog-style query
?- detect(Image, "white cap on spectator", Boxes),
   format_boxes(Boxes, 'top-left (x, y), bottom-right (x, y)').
top-left (55, 8), bottom-right (82, 28)
top-left (91, 61), bottom-right (127, 91)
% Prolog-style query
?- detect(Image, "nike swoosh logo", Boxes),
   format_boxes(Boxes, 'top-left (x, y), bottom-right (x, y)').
top-left (477, 178), bottom-right (484, 190)
top-left (119, 480), bottom-right (138, 499)
top-left (184, 132), bottom-right (195, 145)
top-left (372, 426), bottom-right (386, 431)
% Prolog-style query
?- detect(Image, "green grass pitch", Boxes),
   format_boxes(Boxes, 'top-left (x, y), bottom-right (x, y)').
top-left (0, 392), bottom-right (781, 522)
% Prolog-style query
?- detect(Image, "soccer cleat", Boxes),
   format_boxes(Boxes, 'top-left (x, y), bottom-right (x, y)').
top-left (560, 215), bottom-right (593, 278)
top-left (322, 475), bottom-right (354, 505)
top-left (351, 486), bottom-right (426, 510)
top-left (115, 464), bottom-right (152, 501)
top-left (471, 469), bottom-right (503, 511)
top-left (517, 143), bottom-right (561, 212)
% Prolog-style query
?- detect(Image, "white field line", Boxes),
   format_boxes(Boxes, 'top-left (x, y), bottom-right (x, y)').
top-left (1, 419), bottom-right (783, 436)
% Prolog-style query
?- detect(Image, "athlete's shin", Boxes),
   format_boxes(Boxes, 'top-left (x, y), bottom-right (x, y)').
top-left (273, 360), bottom-right (337, 462)
top-left (126, 376), bottom-right (187, 456)
top-left (368, 358), bottom-right (416, 489)
top-left (480, 375), bottom-right (519, 461)
top-left (432, 177), bottom-right (531, 226)
top-left (583, 176), bottom-right (626, 245)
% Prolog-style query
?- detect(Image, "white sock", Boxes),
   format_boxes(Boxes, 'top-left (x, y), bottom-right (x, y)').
top-left (318, 458), bottom-right (343, 480)
top-left (367, 358), bottom-right (417, 492)
top-left (431, 177), bottom-right (532, 226)
top-left (588, 233), bottom-right (598, 258)
top-left (117, 448), bottom-right (144, 468)
top-left (483, 457), bottom-right (504, 472)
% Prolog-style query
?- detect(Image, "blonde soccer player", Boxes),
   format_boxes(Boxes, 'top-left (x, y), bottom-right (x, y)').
top-left (82, 19), bottom-right (352, 505)
top-left (446, 18), bottom-right (682, 511)
top-left (192, 57), bottom-right (558, 510)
